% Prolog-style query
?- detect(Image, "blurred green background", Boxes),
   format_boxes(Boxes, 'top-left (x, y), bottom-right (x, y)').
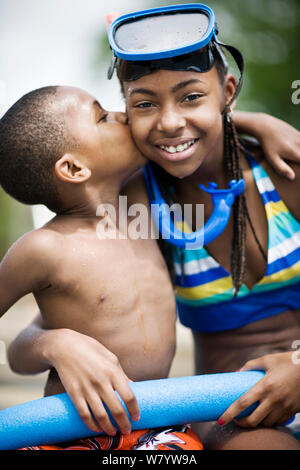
top-left (1, 0), bottom-right (300, 255)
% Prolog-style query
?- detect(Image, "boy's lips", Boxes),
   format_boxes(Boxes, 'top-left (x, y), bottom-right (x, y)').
top-left (154, 138), bottom-right (200, 162)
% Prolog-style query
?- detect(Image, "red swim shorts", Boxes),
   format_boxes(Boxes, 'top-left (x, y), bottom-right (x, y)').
top-left (20, 425), bottom-right (203, 451)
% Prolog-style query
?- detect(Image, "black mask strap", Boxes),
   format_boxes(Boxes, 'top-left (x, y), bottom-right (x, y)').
top-left (217, 41), bottom-right (244, 114)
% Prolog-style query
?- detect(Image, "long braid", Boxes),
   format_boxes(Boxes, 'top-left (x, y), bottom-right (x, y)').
top-left (224, 113), bottom-right (267, 296)
top-left (223, 113), bottom-right (247, 295)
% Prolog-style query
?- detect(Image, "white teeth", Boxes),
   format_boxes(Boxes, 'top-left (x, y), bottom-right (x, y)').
top-left (159, 140), bottom-right (195, 154)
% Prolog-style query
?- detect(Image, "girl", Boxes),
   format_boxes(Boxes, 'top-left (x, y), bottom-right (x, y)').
top-left (8, 4), bottom-right (300, 450)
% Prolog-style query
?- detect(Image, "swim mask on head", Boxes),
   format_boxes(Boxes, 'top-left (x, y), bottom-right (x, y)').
top-left (107, 3), bottom-right (244, 111)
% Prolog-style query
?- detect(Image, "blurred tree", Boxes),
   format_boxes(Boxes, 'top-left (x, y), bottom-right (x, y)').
top-left (0, 189), bottom-right (32, 259)
top-left (94, 0), bottom-right (299, 128)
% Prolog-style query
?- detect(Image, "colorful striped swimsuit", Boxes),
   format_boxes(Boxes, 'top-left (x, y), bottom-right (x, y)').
top-left (172, 154), bottom-right (300, 332)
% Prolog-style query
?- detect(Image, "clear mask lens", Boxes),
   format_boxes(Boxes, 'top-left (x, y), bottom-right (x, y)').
top-left (114, 11), bottom-right (210, 55)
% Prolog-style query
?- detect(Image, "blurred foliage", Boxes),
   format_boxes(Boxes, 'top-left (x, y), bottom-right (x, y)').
top-left (95, 0), bottom-right (300, 127)
top-left (0, 189), bottom-right (32, 259)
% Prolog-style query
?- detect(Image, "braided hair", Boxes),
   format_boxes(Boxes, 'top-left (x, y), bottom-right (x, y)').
top-left (223, 113), bottom-right (267, 295)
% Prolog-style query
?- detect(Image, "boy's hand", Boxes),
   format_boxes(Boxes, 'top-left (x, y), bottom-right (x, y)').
top-left (254, 114), bottom-right (300, 181)
top-left (45, 329), bottom-right (140, 436)
top-left (218, 352), bottom-right (300, 428)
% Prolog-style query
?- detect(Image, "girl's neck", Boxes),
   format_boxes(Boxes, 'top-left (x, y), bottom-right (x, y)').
top-left (176, 138), bottom-right (229, 196)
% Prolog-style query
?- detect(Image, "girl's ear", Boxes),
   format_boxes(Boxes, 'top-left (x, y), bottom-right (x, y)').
top-left (55, 154), bottom-right (91, 184)
top-left (224, 73), bottom-right (238, 111)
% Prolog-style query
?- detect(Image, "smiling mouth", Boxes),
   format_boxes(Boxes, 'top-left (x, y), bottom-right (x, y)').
top-left (158, 139), bottom-right (198, 154)
top-left (155, 138), bottom-right (199, 161)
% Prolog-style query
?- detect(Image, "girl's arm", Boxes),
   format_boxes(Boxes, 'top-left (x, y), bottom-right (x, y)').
top-left (233, 111), bottom-right (300, 180)
top-left (8, 316), bottom-right (140, 436)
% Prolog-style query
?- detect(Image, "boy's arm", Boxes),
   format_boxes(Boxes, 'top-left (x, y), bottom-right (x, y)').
top-left (233, 111), bottom-right (300, 180)
top-left (0, 231), bottom-right (55, 317)
top-left (8, 315), bottom-right (140, 436)
top-left (7, 313), bottom-right (53, 374)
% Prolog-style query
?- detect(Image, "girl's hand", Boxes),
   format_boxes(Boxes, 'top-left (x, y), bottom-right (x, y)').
top-left (253, 114), bottom-right (300, 181)
top-left (218, 352), bottom-right (300, 428)
top-left (45, 328), bottom-right (140, 436)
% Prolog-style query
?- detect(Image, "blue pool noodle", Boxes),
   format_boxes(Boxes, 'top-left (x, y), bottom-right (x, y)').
top-left (0, 371), bottom-right (264, 450)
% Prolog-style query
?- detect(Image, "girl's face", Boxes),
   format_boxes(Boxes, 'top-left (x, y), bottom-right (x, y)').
top-left (124, 67), bottom-right (236, 179)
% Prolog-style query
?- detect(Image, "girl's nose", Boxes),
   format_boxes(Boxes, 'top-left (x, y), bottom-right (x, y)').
top-left (157, 107), bottom-right (186, 133)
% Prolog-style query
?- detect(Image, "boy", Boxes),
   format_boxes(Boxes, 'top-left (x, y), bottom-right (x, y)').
top-left (0, 85), bottom-right (203, 450)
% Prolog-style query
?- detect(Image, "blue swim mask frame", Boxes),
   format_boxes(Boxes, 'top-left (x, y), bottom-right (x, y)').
top-left (107, 3), bottom-right (245, 249)
top-left (107, 3), bottom-right (244, 107)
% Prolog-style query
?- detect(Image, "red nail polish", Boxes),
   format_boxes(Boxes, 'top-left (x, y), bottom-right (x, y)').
top-left (236, 369), bottom-right (241, 372)
top-left (218, 418), bottom-right (225, 426)
top-left (133, 414), bottom-right (140, 421)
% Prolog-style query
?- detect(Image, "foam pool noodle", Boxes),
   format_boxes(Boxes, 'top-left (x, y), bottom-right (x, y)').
top-left (0, 371), bottom-right (265, 449)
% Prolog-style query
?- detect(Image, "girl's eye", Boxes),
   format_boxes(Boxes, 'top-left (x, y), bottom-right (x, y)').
top-left (134, 102), bottom-right (154, 109)
top-left (183, 94), bottom-right (203, 102)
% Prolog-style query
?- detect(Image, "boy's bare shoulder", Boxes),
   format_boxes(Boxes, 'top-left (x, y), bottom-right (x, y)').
top-left (0, 227), bottom-right (64, 301)
top-left (6, 226), bottom-right (63, 266)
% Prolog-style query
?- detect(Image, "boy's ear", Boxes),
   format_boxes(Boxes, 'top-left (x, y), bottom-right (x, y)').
top-left (55, 154), bottom-right (91, 184)
top-left (224, 74), bottom-right (238, 111)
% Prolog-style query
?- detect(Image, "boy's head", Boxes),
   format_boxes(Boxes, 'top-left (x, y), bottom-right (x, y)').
top-left (0, 86), bottom-right (145, 213)
top-left (0, 86), bottom-right (75, 212)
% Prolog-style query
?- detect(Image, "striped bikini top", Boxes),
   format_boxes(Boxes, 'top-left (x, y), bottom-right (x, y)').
top-left (172, 154), bottom-right (300, 332)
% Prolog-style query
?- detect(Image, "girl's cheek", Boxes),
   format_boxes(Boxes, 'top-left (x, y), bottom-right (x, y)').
top-left (131, 123), bottom-right (147, 146)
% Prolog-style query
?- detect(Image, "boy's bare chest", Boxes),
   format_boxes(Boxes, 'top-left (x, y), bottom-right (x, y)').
top-left (43, 235), bottom-right (173, 315)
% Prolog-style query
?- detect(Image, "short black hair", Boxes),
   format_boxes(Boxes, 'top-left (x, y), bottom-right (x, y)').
top-left (0, 86), bottom-right (76, 213)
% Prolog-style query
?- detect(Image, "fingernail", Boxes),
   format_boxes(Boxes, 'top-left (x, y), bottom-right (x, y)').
top-left (132, 414), bottom-right (140, 421)
top-left (217, 418), bottom-right (225, 426)
top-left (236, 369), bottom-right (241, 372)
top-left (287, 172), bottom-right (295, 180)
